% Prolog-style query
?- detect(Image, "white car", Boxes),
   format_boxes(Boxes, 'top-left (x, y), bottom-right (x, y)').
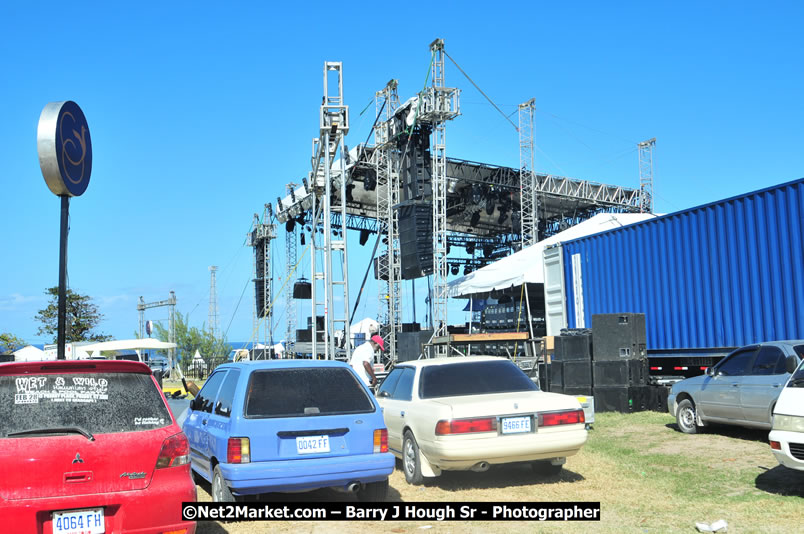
top-left (769, 358), bottom-right (804, 471)
top-left (376, 356), bottom-right (588, 484)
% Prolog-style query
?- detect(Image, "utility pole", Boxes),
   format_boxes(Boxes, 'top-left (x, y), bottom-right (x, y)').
top-left (638, 138), bottom-right (656, 213)
top-left (208, 266), bottom-right (219, 339)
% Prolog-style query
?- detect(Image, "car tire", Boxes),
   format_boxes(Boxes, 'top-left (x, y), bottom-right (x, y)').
top-left (403, 431), bottom-right (424, 485)
top-left (532, 460), bottom-right (563, 476)
top-left (212, 464), bottom-right (236, 502)
top-left (676, 398), bottom-right (703, 434)
top-left (357, 478), bottom-right (389, 502)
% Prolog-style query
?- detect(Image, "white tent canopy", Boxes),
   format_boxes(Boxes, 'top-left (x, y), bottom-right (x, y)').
top-left (81, 339), bottom-right (177, 361)
top-left (448, 213), bottom-right (656, 298)
top-left (351, 317), bottom-right (380, 336)
top-left (13, 345), bottom-right (48, 362)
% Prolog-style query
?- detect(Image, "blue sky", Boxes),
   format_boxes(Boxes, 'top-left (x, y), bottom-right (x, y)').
top-left (2, 1), bottom-right (803, 346)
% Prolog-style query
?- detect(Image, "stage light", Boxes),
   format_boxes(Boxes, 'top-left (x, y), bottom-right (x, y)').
top-left (289, 186), bottom-right (296, 203)
top-left (464, 264), bottom-right (473, 275)
top-left (359, 229), bottom-right (370, 246)
top-left (497, 210), bottom-right (508, 224)
top-left (470, 211), bottom-right (480, 227)
top-left (300, 233), bottom-right (306, 245)
top-left (286, 219), bottom-right (295, 233)
top-left (266, 203), bottom-right (273, 219)
top-left (486, 197), bottom-right (495, 215)
top-left (296, 214), bottom-right (306, 225)
top-left (450, 264), bottom-right (460, 275)
top-left (483, 244), bottom-right (494, 258)
top-left (465, 242), bottom-right (475, 255)
top-left (276, 197), bottom-right (283, 212)
top-left (302, 176), bottom-right (309, 193)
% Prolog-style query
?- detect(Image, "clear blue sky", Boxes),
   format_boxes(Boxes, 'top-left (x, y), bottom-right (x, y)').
top-left (3, 1), bottom-right (803, 346)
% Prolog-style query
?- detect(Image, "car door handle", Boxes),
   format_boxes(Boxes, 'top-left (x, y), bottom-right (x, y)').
top-left (400, 411), bottom-right (405, 417)
top-left (202, 419), bottom-right (208, 425)
top-left (772, 384), bottom-right (781, 388)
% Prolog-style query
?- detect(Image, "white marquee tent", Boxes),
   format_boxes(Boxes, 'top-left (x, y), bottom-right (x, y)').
top-left (448, 213), bottom-right (656, 298)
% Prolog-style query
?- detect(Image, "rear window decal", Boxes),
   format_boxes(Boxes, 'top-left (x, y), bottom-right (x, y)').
top-left (14, 376), bottom-right (109, 405)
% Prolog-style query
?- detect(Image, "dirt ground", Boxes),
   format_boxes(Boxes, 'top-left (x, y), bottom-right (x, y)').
top-left (191, 412), bottom-right (804, 534)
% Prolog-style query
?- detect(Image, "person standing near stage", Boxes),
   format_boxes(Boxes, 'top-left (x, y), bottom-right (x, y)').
top-left (349, 334), bottom-right (384, 388)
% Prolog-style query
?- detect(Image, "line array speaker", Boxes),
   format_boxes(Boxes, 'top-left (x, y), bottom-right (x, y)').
top-left (398, 201), bottom-right (434, 280)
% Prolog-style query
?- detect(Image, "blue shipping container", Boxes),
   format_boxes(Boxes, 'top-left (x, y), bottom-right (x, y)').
top-left (562, 178), bottom-right (804, 351)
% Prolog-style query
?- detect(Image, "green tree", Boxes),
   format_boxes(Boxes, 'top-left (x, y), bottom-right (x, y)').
top-left (34, 287), bottom-right (112, 343)
top-left (1, 332), bottom-right (26, 354)
top-left (153, 311), bottom-right (228, 367)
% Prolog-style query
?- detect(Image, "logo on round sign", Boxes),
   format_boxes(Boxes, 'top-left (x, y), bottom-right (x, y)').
top-left (37, 101), bottom-right (93, 197)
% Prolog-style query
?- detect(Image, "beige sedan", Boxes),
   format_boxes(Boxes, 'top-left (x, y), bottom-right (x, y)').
top-left (376, 356), bottom-right (588, 484)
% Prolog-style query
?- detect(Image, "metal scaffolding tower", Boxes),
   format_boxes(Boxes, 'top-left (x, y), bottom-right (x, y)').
top-left (419, 39), bottom-right (460, 355)
top-left (284, 184), bottom-right (298, 356)
top-left (638, 138), bottom-right (656, 213)
top-left (208, 266), bottom-right (219, 339)
top-left (137, 291), bottom-right (176, 367)
top-left (374, 79), bottom-right (401, 363)
top-left (249, 207), bottom-right (275, 346)
top-left (309, 61), bottom-right (352, 361)
top-left (519, 98), bottom-right (537, 248)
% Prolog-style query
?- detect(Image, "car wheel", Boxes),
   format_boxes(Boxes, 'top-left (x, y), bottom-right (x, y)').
top-left (676, 398), bottom-right (702, 434)
top-left (212, 464), bottom-right (235, 502)
top-left (402, 431), bottom-right (424, 485)
top-left (532, 460), bottom-right (563, 476)
top-left (356, 478), bottom-right (389, 502)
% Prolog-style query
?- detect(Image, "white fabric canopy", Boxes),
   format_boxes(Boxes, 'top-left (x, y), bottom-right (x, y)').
top-left (448, 213), bottom-right (656, 298)
top-left (13, 345), bottom-right (48, 362)
top-left (350, 317), bottom-right (380, 336)
top-left (81, 338), bottom-right (177, 354)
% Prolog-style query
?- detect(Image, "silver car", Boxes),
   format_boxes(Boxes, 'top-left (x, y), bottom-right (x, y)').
top-left (668, 341), bottom-right (803, 434)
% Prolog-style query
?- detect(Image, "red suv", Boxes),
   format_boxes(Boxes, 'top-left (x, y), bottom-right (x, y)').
top-left (0, 360), bottom-right (196, 533)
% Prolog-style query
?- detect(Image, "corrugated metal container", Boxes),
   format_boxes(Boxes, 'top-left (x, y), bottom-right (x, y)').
top-left (560, 178), bottom-right (804, 351)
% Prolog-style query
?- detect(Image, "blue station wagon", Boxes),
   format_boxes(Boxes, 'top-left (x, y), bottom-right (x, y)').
top-left (182, 359), bottom-right (394, 501)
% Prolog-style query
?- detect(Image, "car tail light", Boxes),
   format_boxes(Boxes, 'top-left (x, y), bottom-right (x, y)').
top-left (228, 437), bottom-right (250, 463)
top-left (373, 429), bottom-right (388, 453)
top-left (540, 409), bottom-right (585, 427)
top-left (770, 440), bottom-right (781, 450)
top-left (156, 432), bottom-right (190, 469)
top-left (435, 417), bottom-right (497, 435)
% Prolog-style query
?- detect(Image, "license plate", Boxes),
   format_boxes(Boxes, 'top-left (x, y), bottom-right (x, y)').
top-left (52, 508), bottom-right (105, 534)
top-left (296, 435), bottom-right (330, 454)
top-left (501, 416), bottom-right (532, 434)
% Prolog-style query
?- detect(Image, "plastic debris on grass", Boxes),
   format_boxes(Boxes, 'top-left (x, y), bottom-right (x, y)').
top-left (695, 519), bottom-right (728, 532)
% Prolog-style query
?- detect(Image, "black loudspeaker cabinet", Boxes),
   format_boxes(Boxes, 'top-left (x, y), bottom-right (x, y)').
top-left (549, 361), bottom-right (563, 389)
top-left (650, 386), bottom-right (670, 412)
top-left (593, 386), bottom-right (650, 413)
top-left (537, 363), bottom-right (549, 391)
top-left (293, 280), bottom-right (312, 299)
top-left (563, 360), bottom-right (593, 387)
top-left (397, 330), bottom-right (434, 362)
top-left (593, 359), bottom-right (649, 387)
top-left (296, 329), bottom-right (312, 342)
top-left (553, 334), bottom-right (592, 361)
top-left (591, 313), bottom-right (647, 361)
top-left (306, 316), bottom-right (325, 330)
top-left (563, 386), bottom-right (592, 396)
top-left (397, 201), bottom-right (434, 280)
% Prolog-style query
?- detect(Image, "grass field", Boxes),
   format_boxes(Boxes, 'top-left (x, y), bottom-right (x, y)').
top-left (192, 410), bottom-right (804, 534)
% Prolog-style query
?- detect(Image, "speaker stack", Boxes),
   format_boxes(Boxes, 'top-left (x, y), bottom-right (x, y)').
top-left (548, 329), bottom-right (592, 396)
top-left (591, 313), bottom-right (650, 413)
top-left (397, 200), bottom-right (434, 280)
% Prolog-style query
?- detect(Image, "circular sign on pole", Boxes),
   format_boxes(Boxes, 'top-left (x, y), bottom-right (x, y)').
top-left (37, 101), bottom-right (92, 197)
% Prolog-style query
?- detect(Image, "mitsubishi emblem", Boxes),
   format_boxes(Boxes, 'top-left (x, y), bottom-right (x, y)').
top-left (72, 453), bottom-right (84, 464)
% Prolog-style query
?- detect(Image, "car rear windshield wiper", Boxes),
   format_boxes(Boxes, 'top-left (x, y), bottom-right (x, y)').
top-left (7, 426), bottom-right (95, 441)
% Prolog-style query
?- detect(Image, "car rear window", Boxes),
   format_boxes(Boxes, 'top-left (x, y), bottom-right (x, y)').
top-left (245, 367), bottom-right (375, 418)
top-left (0, 372), bottom-right (171, 438)
top-left (419, 360), bottom-right (538, 399)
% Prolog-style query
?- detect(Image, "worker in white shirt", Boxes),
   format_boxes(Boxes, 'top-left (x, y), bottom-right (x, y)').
top-left (350, 334), bottom-right (384, 387)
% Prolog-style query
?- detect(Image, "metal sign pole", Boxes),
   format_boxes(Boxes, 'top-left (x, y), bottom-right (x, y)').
top-left (57, 196), bottom-right (69, 359)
